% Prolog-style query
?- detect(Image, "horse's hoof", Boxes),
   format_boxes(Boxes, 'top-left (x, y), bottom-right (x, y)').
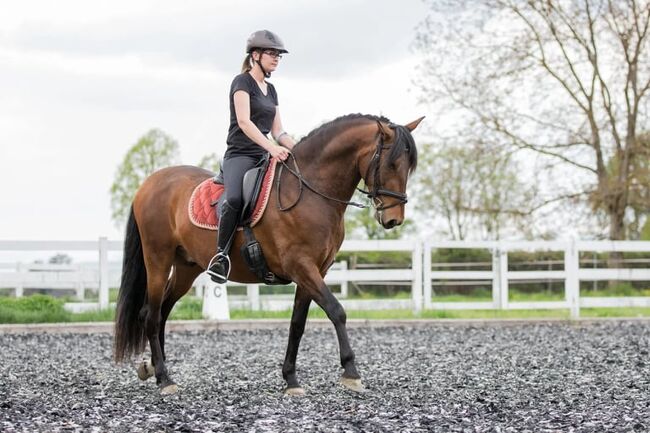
top-left (137, 359), bottom-right (155, 381)
top-left (340, 376), bottom-right (366, 393)
top-left (284, 387), bottom-right (306, 397)
top-left (160, 384), bottom-right (179, 395)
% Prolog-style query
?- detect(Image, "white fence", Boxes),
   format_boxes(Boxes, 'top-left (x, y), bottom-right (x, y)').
top-left (1, 238), bottom-right (650, 318)
top-left (424, 240), bottom-right (650, 318)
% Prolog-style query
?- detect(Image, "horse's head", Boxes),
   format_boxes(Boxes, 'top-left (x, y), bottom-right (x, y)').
top-left (359, 117), bottom-right (424, 229)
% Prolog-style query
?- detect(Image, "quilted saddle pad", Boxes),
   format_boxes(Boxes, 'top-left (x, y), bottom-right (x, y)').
top-left (188, 158), bottom-right (278, 230)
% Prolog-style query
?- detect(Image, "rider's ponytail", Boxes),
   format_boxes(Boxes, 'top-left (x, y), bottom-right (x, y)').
top-left (241, 54), bottom-right (252, 73)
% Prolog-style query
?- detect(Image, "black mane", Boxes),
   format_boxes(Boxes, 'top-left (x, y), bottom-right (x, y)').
top-left (296, 113), bottom-right (390, 146)
top-left (296, 113), bottom-right (417, 173)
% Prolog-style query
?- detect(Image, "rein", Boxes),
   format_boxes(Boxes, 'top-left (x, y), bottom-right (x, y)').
top-left (275, 121), bottom-right (408, 212)
top-left (276, 153), bottom-right (368, 211)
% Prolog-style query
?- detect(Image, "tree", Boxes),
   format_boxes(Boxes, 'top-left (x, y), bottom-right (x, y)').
top-left (197, 153), bottom-right (222, 173)
top-left (110, 128), bottom-right (180, 228)
top-left (414, 0), bottom-right (650, 240)
top-left (411, 140), bottom-right (537, 240)
top-left (48, 253), bottom-right (72, 265)
top-left (344, 202), bottom-right (413, 240)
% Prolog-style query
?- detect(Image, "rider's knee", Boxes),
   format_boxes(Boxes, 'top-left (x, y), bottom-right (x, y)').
top-left (225, 196), bottom-right (242, 211)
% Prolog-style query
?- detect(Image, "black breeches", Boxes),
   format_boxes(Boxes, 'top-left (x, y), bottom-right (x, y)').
top-left (222, 154), bottom-right (264, 211)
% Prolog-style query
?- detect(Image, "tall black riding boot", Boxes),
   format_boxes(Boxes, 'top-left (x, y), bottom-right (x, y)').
top-left (207, 201), bottom-right (240, 283)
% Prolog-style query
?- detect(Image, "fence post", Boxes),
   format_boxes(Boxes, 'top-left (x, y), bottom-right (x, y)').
top-left (492, 245), bottom-right (509, 309)
top-left (412, 241), bottom-right (423, 313)
top-left (203, 283), bottom-right (230, 320)
top-left (99, 237), bottom-right (109, 310)
top-left (247, 284), bottom-right (260, 311)
top-left (422, 241), bottom-right (431, 310)
top-left (564, 240), bottom-right (580, 319)
top-left (75, 264), bottom-right (84, 301)
top-left (16, 262), bottom-right (24, 298)
top-left (339, 261), bottom-right (349, 298)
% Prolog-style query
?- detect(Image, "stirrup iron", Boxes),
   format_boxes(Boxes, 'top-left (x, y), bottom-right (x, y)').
top-left (206, 252), bottom-right (231, 283)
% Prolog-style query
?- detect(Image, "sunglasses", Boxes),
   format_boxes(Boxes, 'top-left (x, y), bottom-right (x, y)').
top-left (262, 50), bottom-right (283, 59)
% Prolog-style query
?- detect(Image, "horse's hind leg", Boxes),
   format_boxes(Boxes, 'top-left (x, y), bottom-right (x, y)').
top-left (138, 261), bottom-right (202, 382)
top-left (282, 287), bottom-right (311, 395)
top-left (159, 261), bottom-right (202, 361)
top-left (142, 252), bottom-right (178, 394)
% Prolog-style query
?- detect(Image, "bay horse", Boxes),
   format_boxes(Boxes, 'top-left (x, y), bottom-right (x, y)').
top-left (114, 113), bottom-right (423, 395)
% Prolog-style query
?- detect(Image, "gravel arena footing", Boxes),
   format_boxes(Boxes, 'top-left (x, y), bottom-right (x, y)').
top-left (1, 320), bottom-right (649, 432)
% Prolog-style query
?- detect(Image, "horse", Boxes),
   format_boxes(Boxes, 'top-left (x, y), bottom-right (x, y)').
top-left (113, 113), bottom-right (424, 395)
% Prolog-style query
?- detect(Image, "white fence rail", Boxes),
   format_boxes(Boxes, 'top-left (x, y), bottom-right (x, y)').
top-left (424, 240), bottom-right (650, 318)
top-left (1, 239), bottom-right (650, 318)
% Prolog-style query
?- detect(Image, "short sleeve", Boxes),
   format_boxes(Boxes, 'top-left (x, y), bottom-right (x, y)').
top-left (268, 83), bottom-right (279, 105)
top-left (230, 74), bottom-right (252, 97)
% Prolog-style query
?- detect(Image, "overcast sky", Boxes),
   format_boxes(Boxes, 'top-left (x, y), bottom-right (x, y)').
top-left (0, 0), bottom-right (431, 242)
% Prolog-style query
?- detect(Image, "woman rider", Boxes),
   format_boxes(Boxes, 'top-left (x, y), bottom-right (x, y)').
top-left (207, 30), bottom-right (295, 283)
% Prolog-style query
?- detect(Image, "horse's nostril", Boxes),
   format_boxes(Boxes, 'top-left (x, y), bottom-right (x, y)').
top-left (384, 219), bottom-right (399, 229)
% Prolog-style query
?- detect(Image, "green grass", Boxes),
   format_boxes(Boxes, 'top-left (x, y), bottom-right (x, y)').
top-left (1, 294), bottom-right (649, 324)
top-left (509, 291), bottom-right (565, 301)
top-left (0, 295), bottom-right (70, 323)
top-left (170, 297), bottom-right (203, 320)
top-left (581, 286), bottom-right (650, 297)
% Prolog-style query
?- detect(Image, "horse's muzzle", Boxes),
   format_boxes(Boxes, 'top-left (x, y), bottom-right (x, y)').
top-left (374, 201), bottom-right (403, 229)
top-left (382, 219), bottom-right (402, 229)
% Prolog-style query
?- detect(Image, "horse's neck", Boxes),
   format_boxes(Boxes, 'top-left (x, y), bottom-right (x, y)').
top-left (294, 123), bottom-right (374, 206)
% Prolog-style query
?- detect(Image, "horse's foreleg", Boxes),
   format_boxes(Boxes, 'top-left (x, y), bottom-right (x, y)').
top-left (282, 287), bottom-right (311, 395)
top-left (316, 289), bottom-right (363, 389)
top-left (296, 267), bottom-right (364, 393)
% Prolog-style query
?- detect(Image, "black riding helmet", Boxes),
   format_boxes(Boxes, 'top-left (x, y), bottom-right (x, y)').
top-left (246, 30), bottom-right (288, 77)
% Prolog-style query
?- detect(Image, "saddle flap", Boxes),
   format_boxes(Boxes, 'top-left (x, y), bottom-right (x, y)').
top-left (241, 154), bottom-right (271, 224)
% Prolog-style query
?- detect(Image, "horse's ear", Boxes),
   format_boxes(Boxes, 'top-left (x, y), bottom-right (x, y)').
top-left (404, 116), bottom-right (425, 132)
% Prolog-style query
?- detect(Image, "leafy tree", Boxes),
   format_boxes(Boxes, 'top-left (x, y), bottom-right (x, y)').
top-left (110, 128), bottom-right (180, 228)
top-left (411, 141), bottom-right (537, 240)
top-left (344, 191), bottom-right (414, 240)
top-left (48, 253), bottom-right (72, 265)
top-left (414, 0), bottom-right (650, 240)
top-left (198, 153), bottom-right (222, 173)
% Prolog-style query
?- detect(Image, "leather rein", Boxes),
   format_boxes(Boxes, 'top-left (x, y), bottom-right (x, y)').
top-left (275, 121), bottom-right (409, 212)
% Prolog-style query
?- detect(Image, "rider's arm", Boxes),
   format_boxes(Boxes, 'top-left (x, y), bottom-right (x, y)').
top-left (233, 90), bottom-right (289, 160)
top-left (271, 107), bottom-right (296, 150)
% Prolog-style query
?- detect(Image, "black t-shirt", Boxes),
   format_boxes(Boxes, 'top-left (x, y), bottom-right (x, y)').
top-left (225, 72), bottom-right (278, 159)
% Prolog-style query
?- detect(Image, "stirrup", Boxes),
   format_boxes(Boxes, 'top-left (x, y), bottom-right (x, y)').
top-left (206, 252), bottom-right (231, 283)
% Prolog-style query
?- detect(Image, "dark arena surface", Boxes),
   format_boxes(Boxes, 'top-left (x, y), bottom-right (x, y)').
top-left (1, 320), bottom-right (649, 432)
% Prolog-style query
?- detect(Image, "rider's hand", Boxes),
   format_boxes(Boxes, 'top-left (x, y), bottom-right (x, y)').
top-left (270, 145), bottom-right (290, 161)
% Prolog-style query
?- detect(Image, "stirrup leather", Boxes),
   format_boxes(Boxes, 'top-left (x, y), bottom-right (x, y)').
top-left (206, 252), bottom-right (231, 283)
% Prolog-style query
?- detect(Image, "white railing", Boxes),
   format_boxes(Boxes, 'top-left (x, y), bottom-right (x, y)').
top-left (1, 238), bottom-right (649, 318)
top-left (0, 239), bottom-right (120, 310)
top-left (423, 240), bottom-right (650, 318)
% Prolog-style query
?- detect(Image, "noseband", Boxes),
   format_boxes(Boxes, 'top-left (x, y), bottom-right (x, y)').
top-left (356, 121), bottom-right (409, 212)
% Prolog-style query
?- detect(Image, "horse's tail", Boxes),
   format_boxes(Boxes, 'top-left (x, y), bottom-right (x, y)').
top-left (114, 206), bottom-right (148, 363)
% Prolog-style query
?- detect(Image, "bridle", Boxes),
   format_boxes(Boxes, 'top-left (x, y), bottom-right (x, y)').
top-left (356, 121), bottom-right (409, 212)
top-left (276, 121), bottom-right (409, 213)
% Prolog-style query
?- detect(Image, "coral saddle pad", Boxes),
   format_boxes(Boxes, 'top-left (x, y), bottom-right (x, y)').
top-left (188, 158), bottom-right (278, 230)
